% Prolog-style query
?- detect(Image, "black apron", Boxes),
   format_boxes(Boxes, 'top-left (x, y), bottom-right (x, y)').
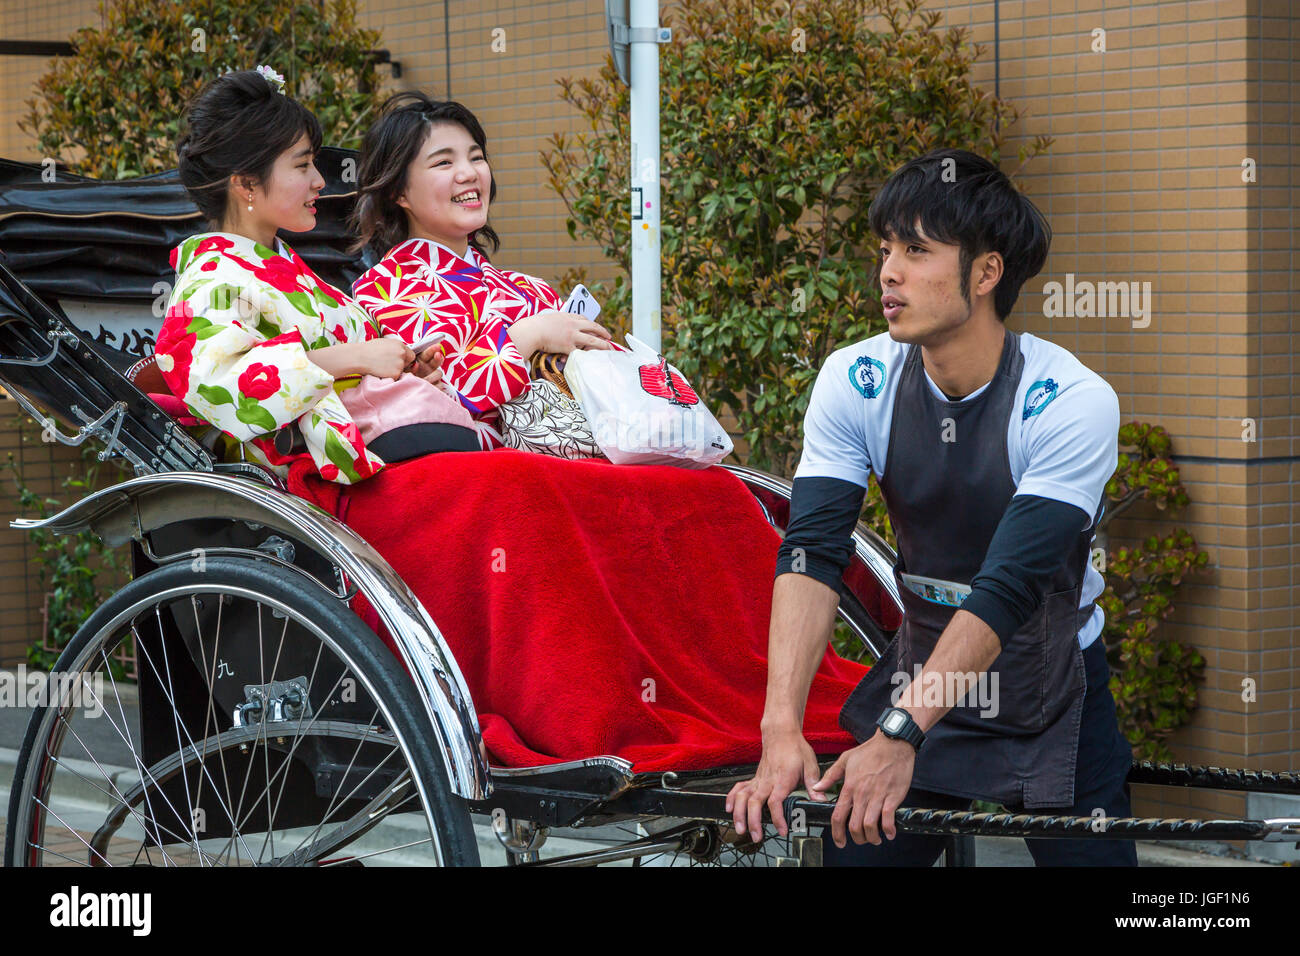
top-left (839, 328), bottom-right (1099, 809)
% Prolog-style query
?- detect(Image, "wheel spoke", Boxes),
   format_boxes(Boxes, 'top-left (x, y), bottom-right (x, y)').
top-left (33, 843), bottom-right (98, 868)
top-left (253, 604), bottom-right (277, 864)
top-left (132, 615), bottom-right (255, 861)
top-left (44, 749), bottom-right (191, 859)
top-left (265, 638), bottom-right (327, 842)
top-left (275, 767), bottom-right (412, 866)
top-left (317, 836), bottom-right (432, 866)
top-left (190, 589), bottom-right (230, 844)
top-left (157, 599), bottom-right (207, 863)
top-left (34, 798), bottom-right (114, 866)
top-left (261, 611), bottom-right (299, 840)
top-left (594, 820), bottom-right (782, 867)
top-left (287, 708), bottom-right (388, 859)
top-left (38, 643), bottom-right (191, 864)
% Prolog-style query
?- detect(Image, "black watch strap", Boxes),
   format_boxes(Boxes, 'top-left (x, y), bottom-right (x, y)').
top-left (876, 706), bottom-right (925, 751)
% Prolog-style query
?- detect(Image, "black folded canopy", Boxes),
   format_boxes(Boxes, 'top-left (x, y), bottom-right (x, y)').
top-left (0, 147), bottom-right (374, 303)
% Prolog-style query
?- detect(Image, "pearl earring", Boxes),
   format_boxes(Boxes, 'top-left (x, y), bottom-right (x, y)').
top-left (247, 193), bottom-right (254, 213)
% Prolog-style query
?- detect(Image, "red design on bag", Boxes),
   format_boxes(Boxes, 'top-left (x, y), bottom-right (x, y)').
top-left (638, 357), bottom-right (699, 406)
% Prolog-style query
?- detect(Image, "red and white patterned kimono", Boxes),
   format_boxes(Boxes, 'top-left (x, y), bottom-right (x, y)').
top-left (351, 237), bottom-right (565, 450)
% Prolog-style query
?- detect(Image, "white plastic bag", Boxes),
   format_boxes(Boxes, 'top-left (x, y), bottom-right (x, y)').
top-left (565, 334), bottom-right (734, 468)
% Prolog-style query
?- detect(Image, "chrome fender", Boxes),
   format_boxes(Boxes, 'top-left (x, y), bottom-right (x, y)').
top-left (12, 471), bottom-right (491, 801)
top-left (720, 463), bottom-right (903, 660)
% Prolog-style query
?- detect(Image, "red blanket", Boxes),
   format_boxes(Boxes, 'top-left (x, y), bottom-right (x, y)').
top-left (289, 451), bottom-right (870, 772)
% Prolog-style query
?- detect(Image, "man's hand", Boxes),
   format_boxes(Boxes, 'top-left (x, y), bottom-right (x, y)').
top-left (725, 727), bottom-right (827, 841)
top-left (813, 731), bottom-right (916, 848)
top-left (728, 572), bottom-right (843, 842)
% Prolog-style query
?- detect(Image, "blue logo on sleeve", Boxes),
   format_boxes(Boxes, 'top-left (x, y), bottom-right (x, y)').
top-left (1023, 378), bottom-right (1059, 420)
top-left (849, 356), bottom-right (887, 399)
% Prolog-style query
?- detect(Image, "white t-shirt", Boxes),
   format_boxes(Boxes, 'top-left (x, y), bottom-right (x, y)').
top-left (794, 330), bottom-right (1120, 649)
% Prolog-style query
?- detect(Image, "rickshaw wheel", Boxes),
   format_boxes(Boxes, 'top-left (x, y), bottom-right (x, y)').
top-left (627, 821), bottom-right (784, 867)
top-left (5, 555), bottom-right (480, 867)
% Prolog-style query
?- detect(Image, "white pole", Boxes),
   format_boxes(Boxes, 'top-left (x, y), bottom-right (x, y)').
top-left (629, 0), bottom-right (662, 350)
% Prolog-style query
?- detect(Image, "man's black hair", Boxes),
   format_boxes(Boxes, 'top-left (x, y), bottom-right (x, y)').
top-left (867, 148), bottom-right (1051, 320)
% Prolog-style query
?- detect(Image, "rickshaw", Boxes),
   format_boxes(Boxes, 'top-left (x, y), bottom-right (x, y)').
top-left (2, 150), bottom-right (1297, 867)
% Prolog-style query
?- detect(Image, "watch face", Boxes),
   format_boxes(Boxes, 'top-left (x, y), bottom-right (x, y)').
top-left (883, 711), bottom-right (907, 734)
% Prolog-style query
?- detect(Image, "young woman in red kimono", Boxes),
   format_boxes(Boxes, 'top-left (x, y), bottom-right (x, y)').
top-left (349, 94), bottom-right (615, 450)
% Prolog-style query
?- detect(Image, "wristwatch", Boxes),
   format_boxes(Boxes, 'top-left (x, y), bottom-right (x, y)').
top-left (876, 707), bottom-right (926, 752)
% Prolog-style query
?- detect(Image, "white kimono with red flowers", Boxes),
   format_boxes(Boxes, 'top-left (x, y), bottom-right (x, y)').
top-left (350, 237), bottom-right (565, 449)
top-left (154, 231), bottom-right (386, 484)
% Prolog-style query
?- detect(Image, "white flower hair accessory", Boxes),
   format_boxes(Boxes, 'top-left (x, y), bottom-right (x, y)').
top-left (255, 64), bottom-right (286, 94)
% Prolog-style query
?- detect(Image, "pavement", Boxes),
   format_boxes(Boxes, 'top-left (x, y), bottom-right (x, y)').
top-left (0, 668), bottom-right (1283, 867)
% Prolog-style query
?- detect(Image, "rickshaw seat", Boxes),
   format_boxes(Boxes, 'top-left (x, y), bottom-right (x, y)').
top-left (125, 353), bottom-right (204, 426)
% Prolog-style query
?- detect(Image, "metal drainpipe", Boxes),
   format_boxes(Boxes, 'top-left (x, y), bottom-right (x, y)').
top-left (994, 0), bottom-right (1001, 133)
top-left (629, 0), bottom-right (663, 350)
top-left (443, 0), bottom-right (453, 98)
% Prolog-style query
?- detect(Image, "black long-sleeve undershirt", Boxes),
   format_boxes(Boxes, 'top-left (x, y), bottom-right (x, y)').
top-left (775, 476), bottom-right (1093, 646)
top-left (961, 495), bottom-right (1092, 642)
top-left (773, 477), bottom-right (866, 595)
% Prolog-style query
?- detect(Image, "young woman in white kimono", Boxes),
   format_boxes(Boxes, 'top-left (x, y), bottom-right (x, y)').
top-left (154, 68), bottom-right (470, 484)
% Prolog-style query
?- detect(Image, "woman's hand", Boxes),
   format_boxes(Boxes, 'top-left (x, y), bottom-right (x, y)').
top-left (308, 337), bottom-right (414, 380)
top-left (360, 336), bottom-right (417, 379)
top-left (506, 310), bottom-right (614, 358)
top-left (410, 343), bottom-right (445, 387)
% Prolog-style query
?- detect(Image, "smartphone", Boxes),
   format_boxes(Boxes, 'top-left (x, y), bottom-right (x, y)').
top-left (412, 329), bottom-right (447, 353)
top-left (562, 284), bottom-right (601, 320)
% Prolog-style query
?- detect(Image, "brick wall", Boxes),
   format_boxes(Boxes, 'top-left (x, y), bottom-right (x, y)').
top-left (0, 402), bottom-right (121, 665)
top-left (0, 1), bottom-right (104, 164)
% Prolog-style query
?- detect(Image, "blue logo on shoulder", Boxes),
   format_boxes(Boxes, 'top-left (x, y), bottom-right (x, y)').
top-left (1023, 378), bottom-right (1059, 420)
top-left (849, 356), bottom-right (887, 399)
